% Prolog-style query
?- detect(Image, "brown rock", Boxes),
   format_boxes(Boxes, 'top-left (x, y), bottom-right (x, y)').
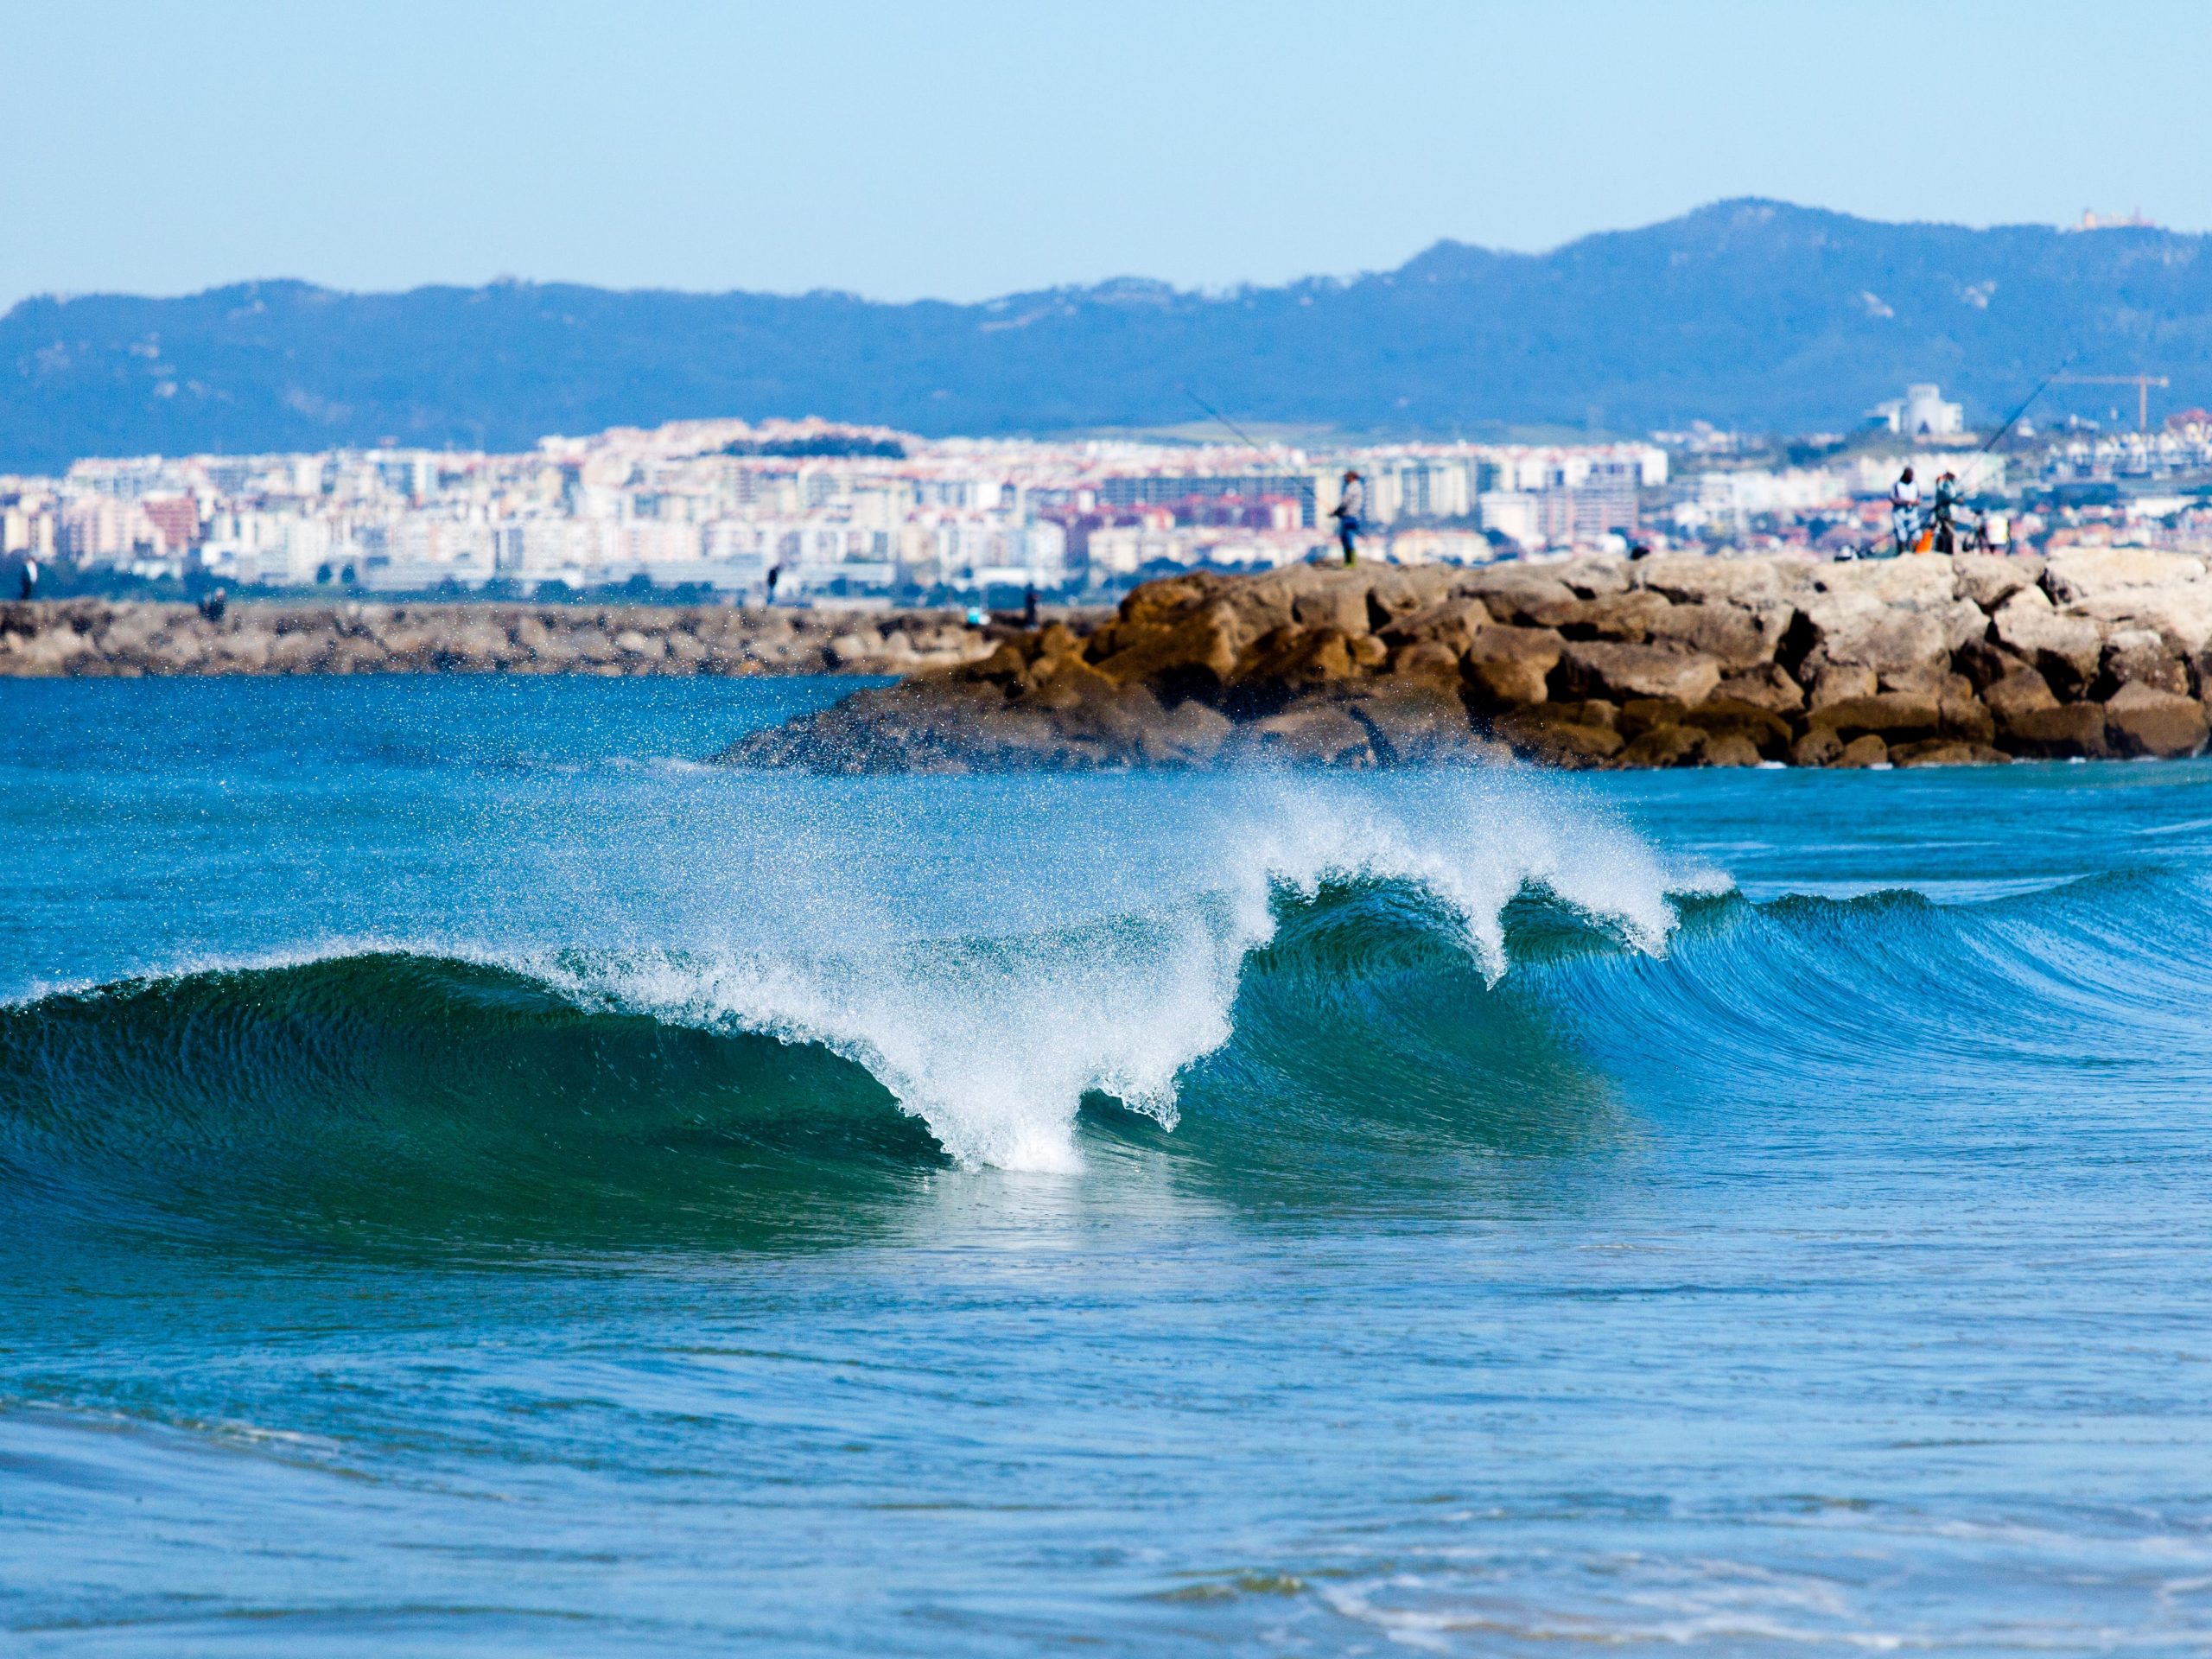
top-left (1550, 589), bottom-right (1676, 641)
top-left (2098, 636), bottom-right (2191, 699)
top-left (1489, 708), bottom-right (1624, 767)
top-left (1292, 584), bottom-right (1372, 636)
top-left (1807, 664), bottom-right (1878, 708)
top-left (1467, 570), bottom-right (1580, 627)
top-left (1631, 552), bottom-right (1815, 606)
top-left (1952, 553), bottom-right (2045, 612)
top-left (1140, 699), bottom-right (1236, 765)
top-left (1890, 740), bottom-right (2011, 767)
top-left (1388, 641), bottom-right (1464, 684)
top-left (2002, 702), bottom-right (2110, 760)
top-left (1379, 599), bottom-right (1490, 656)
top-left (1033, 621), bottom-right (1083, 661)
top-left (1230, 625), bottom-right (1359, 692)
top-left (1982, 666), bottom-right (2060, 723)
top-left (2102, 682), bottom-right (2209, 759)
top-left (1791, 728), bottom-right (1844, 767)
top-left (1363, 567), bottom-right (1459, 626)
top-left (1701, 732), bottom-right (1764, 768)
top-left (1991, 588), bottom-right (2102, 696)
top-left (1090, 601), bottom-right (1243, 693)
top-left (1682, 698), bottom-right (1793, 758)
top-left (1553, 554), bottom-right (1633, 597)
top-left (1025, 655), bottom-right (1120, 711)
top-left (1617, 724), bottom-right (1707, 767)
top-left (1337, 684), bottom-right (1497, 766)
top-left (1554, 640), bottom-right (1722, 705)
top-left (1716, 663), bottom-right (1806, 714)
top-left (1806, 693), bottom-right (1942, 742)
top-left (1618, 696), bottom-right (1690, 738)
top-left (1550, 698), bottom-right (1620, 731)
top-left (1833, 734), bottom-right (1891, 768)
top-left (1235, 700), bottom-right (1376, 766)
top-left (1953, 637), bottom-right (2030, 693)
top-left (1646, 600), bottom-right (1790, 671)
top-left (1461, 626), bottom-right (1565, 706)
top-left (1936, 687), bottom-right (1996, 747)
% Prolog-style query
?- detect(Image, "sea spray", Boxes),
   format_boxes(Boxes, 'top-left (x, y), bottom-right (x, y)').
top-left (532, 767), bottom-right (1700, 1169)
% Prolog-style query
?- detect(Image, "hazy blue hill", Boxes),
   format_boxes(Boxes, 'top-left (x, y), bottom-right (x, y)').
top-left (7, 199), bottom-right (2212, 470)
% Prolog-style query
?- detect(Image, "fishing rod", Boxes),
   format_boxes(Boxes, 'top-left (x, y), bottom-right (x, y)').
top-left (1179, 385), bottom-right (1271, 454)
top-left (1952, 355), bottom-right (2074, 494)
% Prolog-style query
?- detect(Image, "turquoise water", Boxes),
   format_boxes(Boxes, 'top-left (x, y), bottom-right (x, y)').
top-left (4, 677), bottom-right (2212, 1656)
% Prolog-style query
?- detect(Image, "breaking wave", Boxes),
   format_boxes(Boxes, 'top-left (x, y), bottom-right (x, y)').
top-left (10, 766), bottom-right (2206, 1251)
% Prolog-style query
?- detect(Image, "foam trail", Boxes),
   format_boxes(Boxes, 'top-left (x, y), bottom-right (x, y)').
top-left (536, 766), bottom-right (1701, 1172)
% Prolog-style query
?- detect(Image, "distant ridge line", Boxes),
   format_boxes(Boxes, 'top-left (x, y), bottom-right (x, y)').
top-left (5, 199), bottom-right (2210, 471)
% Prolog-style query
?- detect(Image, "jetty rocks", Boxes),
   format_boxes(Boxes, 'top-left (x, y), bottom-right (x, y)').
top-left (0, 600), bottom-right (995, 679)
top-left (723, 549), bottom-right (2212, 772)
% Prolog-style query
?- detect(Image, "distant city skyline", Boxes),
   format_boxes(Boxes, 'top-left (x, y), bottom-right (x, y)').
top-left (5, 0), bottom-right (2210, 311)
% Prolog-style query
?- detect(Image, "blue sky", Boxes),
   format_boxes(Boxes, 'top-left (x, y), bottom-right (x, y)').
top-left (5, 0), bottom-right (2209, 308)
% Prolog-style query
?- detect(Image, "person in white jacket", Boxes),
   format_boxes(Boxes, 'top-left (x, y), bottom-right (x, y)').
top-left (1330, 470), bottom-right (1366, 566)
top-left (1889, 466), bottom-right (1921, 556)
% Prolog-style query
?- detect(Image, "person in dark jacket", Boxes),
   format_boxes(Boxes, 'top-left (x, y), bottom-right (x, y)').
top-left (1330, 470), bottom-right (1366, 566)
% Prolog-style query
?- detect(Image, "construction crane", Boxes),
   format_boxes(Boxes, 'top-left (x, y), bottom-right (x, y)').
top-left (2052, 372), bottom-right (2170, 432)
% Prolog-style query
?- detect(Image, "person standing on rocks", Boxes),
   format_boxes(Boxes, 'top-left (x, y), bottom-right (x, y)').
top-left (1888, 466), bottom-right (1920, 556)
top-left (18, 558), bottom-right (36, 601)
top-left (1331, 470), bottom-right (1366, 566)
top-left (1931, 471), bottom-right (1965, 555)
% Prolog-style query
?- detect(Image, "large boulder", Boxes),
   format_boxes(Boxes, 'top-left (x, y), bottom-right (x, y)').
top-left (2043, 547), bottom-right (2208, 606)
top-left (2102, 682), bottom-right (2209, 758)
top-left (1362, 566), bottom-right (1459, 626)
top-left (1087, 600), bottom-right (1243, 693)
top-left (1616, 724), bottom-right (1708, 767)
top-left (1490, 707), bottom-right (1624, 767)
top-left (1890, 740), bottom-right (2010, 767)
top-left (2097, 631), bottom-right (2191, 699)
top-left (1982, 665), bottom-right (2060, 723)
top-left (1461, 626), bottom-right (1565, 705)
top-left (1335, 683), bottom-right (1498, 766)
top-left (1378, 599), bottom-right (1489, 656)
top-left (1553, 640), bottom-right (1722, 704)
top-left (1805, 693), bottom-right (1942, 743)
top-left (1791, 588), bottom-right (1981, 685)
top-left (1716, 663), bottom-right (1806, 713)
top-left (1547, 589), bottom-right (1678, 641)
top-left (1645, 599), bottom-right (1790, 670)
top-left (1807, 663), bottom-right (1878, 708)
top-left (1290, 582), bottom-right (1373, 636)
top-left (2001, 702), bottom-right (2110, 760)
top-left (1230, 626), bottom-right (1361, 693)
top-left (1953, 553), bottom-right (2046, 612)
top-left (1630, 552), bottom-right (1815, 606)
top-left (1552, 555), bottom-right (1634, 597)
top-left (1991, 588), bottom-right (2103, 696)
top-left (1232, 699), bottom-right (1376, 766)
top-left (1681, 697), bottom-right (1793, 758)
top-left (1463, 569), bottom-right (1580, 627)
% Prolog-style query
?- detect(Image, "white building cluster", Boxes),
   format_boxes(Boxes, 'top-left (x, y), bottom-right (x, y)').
top-left (0, 418), bottom-right (1669, 599)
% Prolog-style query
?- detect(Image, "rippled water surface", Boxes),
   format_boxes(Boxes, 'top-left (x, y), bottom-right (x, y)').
top-left (4, 676), bottom-right (2211, 1656)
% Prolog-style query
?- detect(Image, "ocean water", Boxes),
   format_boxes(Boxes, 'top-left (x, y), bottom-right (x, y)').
top-left (4, 675), bottom-right (2212, 1656)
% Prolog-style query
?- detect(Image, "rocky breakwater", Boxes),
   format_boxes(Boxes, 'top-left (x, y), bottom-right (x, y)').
top-left (721, 548), bottom-right (2212, 772)
top-left (0, 601), bottom-right (999, 678)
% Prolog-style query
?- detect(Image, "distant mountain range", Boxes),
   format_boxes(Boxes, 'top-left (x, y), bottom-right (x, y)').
top-left (8, 198), bottom-right (2212, 473)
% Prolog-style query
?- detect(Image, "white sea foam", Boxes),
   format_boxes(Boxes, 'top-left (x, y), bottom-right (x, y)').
top-left (523, 767), bottom-right (1703, 1173)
